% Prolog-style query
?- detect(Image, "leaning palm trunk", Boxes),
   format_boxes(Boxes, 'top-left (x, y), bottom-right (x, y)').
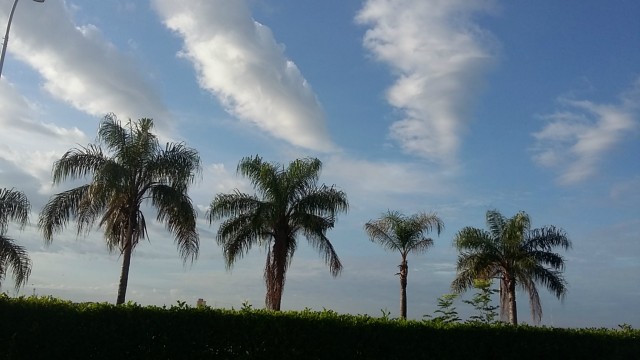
top-left (116, 215), bottom-right (136, 305)
top-left (116, 242), bottom-right (133, 305)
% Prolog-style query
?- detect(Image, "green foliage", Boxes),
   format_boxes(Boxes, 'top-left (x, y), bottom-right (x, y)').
top-left (463, 279), bottom-right (500, 324)
top-left (380, 308), bottom-right (391, 320)
top-left (618, 323), bottom-right (634, 332)
top-left (424, 293), bottom-right (461, 325)
top-left (0, 296), bottom-right (638, 359)
top-left (240, 299), bottom-right (253, 312)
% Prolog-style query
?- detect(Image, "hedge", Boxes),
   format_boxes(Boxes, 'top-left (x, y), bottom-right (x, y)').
top-left (0, 295), bottom-right (638, 359)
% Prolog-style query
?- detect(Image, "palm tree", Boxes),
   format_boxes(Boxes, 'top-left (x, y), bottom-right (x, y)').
top-left (0, 188), bottom-right (32, 290)
top-left (451, 209), bottom-right (571, 325)
top-left (39, 114), bottom-right (200, 305)
top-left (208, 155), bottom-right (348, 311)
top-left (365, 211), bottom-right (443, 319)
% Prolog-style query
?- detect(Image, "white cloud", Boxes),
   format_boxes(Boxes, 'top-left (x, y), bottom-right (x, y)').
top-left (190, 162), bottom-right (253, 213)
top-left (532, 82), bottom-right (639, 184)
top-left (322, 155), bottom-right (459, 215)
top-left (153, 0), bottom-right (335, 152)
top-left (4, 1), bottom-right (170, 125)
top-left (0, 81), bottom-right (88, 193)
top-left (356, 0), bottom-right (497, 163)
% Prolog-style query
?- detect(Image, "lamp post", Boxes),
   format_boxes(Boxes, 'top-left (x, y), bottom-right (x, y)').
top-left (0, 0), bottom-right (45, 78)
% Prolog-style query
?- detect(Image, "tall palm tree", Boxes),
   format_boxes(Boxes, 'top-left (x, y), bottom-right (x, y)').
top-left (365, 211), bottom-right (443, 319)
top-left (39, 114), bottom-right (200, 304)
top-left (0, 188), bottom-right (32, 290)
top-left (208, 155), bottom-right (348, 311)
top-left (451, 210), bottom-right (571, 325)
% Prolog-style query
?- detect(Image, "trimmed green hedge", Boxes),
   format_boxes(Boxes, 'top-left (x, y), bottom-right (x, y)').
top-left (1, 296), bottom-right (638, 359)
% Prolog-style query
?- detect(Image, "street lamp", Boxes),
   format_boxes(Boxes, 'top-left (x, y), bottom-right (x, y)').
top-left (0, 0), bottom-right (45, 78)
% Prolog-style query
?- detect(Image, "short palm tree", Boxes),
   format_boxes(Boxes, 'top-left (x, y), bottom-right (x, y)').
top-left (365, 211), bottom-right (443, 319)
top-left (451, 210), bottom-right (571, 325)
top-left (0, 188), bottom-right (32, 290)
top-left (208, 155), bottom-right (348, 311)
top-left (39, 114), bottom-right (201, 304)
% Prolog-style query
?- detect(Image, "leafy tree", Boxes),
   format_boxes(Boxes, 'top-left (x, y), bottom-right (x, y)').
top-left (0, 188), bottom-right (32, 290)
top-left (463, 279), bottom-right (499, 324)
top-left (424, 293), bottom-right (460, 324)
top-left (208, 155), bottom-right (348, 311)
top-left (451, 210), bottom-right (571, 325)
top-left (365, 211), bottom-right (443, 319)
top-left (39, 114), bottom-right (200, 304)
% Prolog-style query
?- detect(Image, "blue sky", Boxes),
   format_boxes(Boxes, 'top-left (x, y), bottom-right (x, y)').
top-left (0, 0), bottom-right (638, 328)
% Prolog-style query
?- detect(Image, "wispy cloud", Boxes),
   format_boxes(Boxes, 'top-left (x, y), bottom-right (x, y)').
top-left (153, 0), bottom-right (335, 152)
top-left (5, 1), bottom-right (169, 123)
top-left (532, 81), bottom-right (639, 184)
top-left (356, 0), bottom-right (497, 163)
top-left (0, 81), bottom-right (87, 194)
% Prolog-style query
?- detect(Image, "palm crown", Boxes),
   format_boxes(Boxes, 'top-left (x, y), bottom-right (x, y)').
top-left (451, 210), bottom-right (571, 324)
top-left (208, 155), bottom-right (348, 310)
top-left (365, 210), bottom-right (443, 319)
top-left (39, 114), bottom-right (201, 304)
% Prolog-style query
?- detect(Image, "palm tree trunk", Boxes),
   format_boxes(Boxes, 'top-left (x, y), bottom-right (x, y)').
top-left (507, 278), bottom-right (518, 325)
top-left (399, 257), bottom-right (408, 319)
top-left (116, 240), bottom-right (132, 305)
top-left (265, 236), bottom-right (287, 311)
top-left (116, 216), bottom-right (135, 305)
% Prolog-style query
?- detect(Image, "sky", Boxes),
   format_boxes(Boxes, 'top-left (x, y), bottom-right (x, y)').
top-left (0, 0), bottom-right (638, 328)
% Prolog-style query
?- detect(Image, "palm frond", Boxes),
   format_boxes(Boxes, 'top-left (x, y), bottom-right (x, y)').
top-left (293, 185), bottom-right (348, 219)
top-left (217, 213), bottom-right (266, 268)
top-left (412, 212), bottom-right (444, 236)
top-left (39, 185), bottom-right (90, 242)
top-left (151, 185), bottom-right (199, 264)
top-left (285, 157), bottom-right (321, 201)
top-left (453, 227), bottom-right (493, 252)
top-left (526, 226), bottom-right (571, 252)
top-left (485, 209), bottom-right (506, 239)
top-left (301, 213), bottom-right (343, 276)
top-left (207, 192), bottom-right (262, 222)
top-left (97, 113), bottom-right (130, 154)
top-left (529, 264), bottom-right (568, 300)
top-left (237, 155), bottom-right (280, 201)
top-left (0, 188), bottom-right (30, 234)
top-left (519, 276), bottom-right (542, 324)
top-left (409, 238), bottom-right (434, 255)
top-left (151, 142), bottom-right (201, 190)
top-left (364, 218), bottom-right (401, 252)
top-left (0, 236), bottom-right (32, 290)
top-left (51, 145), bottom-right (107, 184)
